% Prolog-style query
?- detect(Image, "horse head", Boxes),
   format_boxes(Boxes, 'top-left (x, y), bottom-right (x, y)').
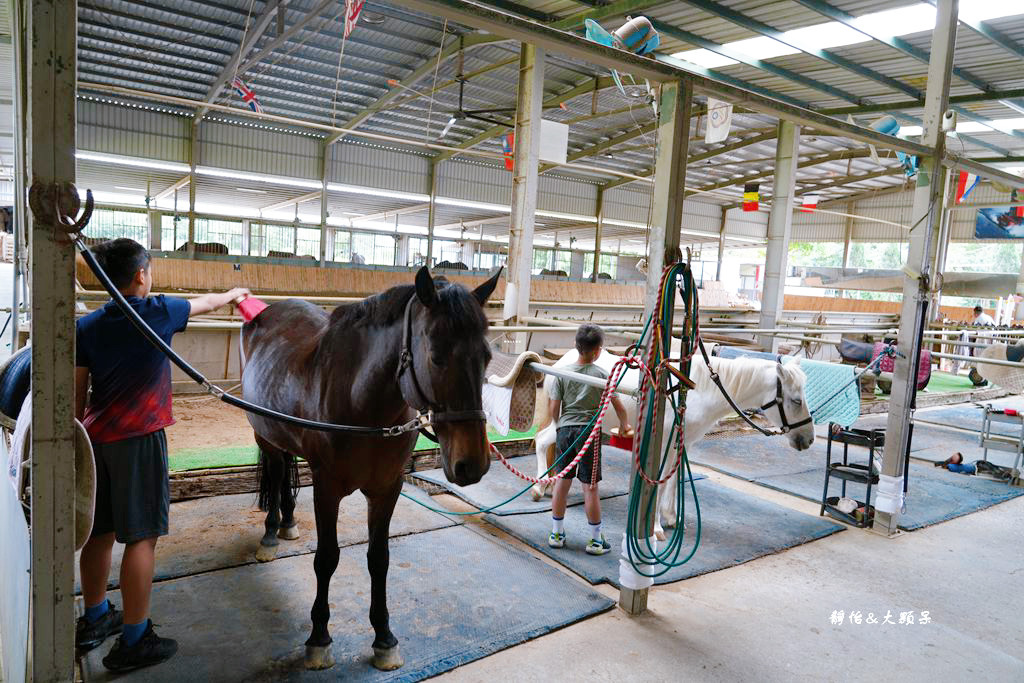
top-left (761, 360), bottom-right (815, 451)
top-left (401, 266), bottom-right (501, 486)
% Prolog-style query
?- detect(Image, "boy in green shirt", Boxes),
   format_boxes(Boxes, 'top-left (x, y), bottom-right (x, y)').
top-left (548, 324), bottom-right (632, 555)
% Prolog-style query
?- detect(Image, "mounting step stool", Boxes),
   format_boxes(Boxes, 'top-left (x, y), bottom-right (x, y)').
top-left (820, 425), bottom-right (887, 528)
top-left (980, 406), bottom-right (1024, 473)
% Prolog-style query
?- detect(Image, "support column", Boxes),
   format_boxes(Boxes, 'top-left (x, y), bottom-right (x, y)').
top-left (592, 187), bottom-right (604, 282)
top-left (27, 0), bottom-right (78, 676)
top-left (241, 218), bottom-right (251, 255)
top-left (876, 0), bottom-right (959, 537)
top-left (319, 140), bottom-right (330, 266)
top-left (619, 79), bottom-right (691, 615)
top-left (187, 121), bottom-right (198, 258)
top-left (715, 206), bottom-right (727, 281)
top-left (396, 235), bottom-right (410, 267)
top-left (502, 44), bottom-right (544, 353)
top-left (11, 0), bottom-right (27, 353)
top-left (426, 160), bottom-right (439, 267)
top-left (757, 120), bottom-right (801, 351)
top-left (842, 202), bottom-right (854, 268)
top-left (148, 209), bottom-right (161, 250)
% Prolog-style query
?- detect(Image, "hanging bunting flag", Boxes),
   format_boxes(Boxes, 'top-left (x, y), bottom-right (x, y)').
top-left (955, 170), bottom-right (981, 204)
top-left (705, 98), bottom-right (733, 144)
top-left (344, 0), bottom-right (366, 39)
top-left (502, 132), bottom-right (515, 172)
top-left (742, 183), bottom-right (760, 212)
top-left (800, 195), bottom-right (820, 213)
top-left (231, 77), bottom-right (264, 114)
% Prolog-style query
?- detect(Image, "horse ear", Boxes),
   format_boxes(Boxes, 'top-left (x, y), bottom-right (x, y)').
top-left (472, 266), bottom-right (503, 306)
top-left (415, 266), bottom-right (438, 307)
top-left (775, 362), bottom-right (786, 382)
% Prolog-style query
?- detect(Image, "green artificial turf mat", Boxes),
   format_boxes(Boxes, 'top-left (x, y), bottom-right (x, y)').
top-left (168, 426), bottom-right (539, 472)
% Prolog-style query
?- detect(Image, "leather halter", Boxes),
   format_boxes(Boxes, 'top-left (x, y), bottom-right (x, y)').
top-left (760, 375), bottom-right (813, 434)
top-left (395, 294), bottom-right (487, 430)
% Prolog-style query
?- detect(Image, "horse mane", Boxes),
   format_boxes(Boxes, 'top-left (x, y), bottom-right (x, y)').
top-left (691, 356), bottom-right (774, 402)
top-left (328, 277), bottom-right (486, 333)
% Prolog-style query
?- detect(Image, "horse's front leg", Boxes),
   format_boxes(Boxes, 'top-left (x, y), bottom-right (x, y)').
top-left (304, 481), bottom-right (341, 670)
top-left (365, 478), bottom-right (404, 671)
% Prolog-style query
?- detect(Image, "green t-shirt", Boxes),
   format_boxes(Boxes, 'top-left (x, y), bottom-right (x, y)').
top-left (550, 363), bottom-right (609, 429)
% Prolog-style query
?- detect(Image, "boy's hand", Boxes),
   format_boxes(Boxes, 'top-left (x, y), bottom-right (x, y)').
top-left (227, 287), bottom-right (252, 303)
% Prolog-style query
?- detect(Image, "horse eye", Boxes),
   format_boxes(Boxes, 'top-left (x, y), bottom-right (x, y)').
top-left (792, 398), bottom-right (803, 407)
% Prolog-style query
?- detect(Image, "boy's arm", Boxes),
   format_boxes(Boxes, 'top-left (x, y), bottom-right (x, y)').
top-left (188, 288), bottom-right (251, 317)
top-left (74, 367), bottom-right (89, 421)
top-left (610, 395), bottom-right (632, 432)
top-left (549, 399), bottom-right (561, 424)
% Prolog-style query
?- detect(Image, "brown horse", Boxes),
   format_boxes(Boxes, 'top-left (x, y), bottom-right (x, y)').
top-left (240, 267), bottom-right (500, 671)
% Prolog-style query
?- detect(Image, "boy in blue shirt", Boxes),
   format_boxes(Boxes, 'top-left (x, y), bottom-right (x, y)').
top-left (74, 238), bottom-right (248, 671)
top-left (548, 324), bottom-right (631, 555)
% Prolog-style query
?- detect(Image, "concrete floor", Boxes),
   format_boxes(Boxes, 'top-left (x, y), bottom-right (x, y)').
top-left (436, 467), bottom-right (1024, 682)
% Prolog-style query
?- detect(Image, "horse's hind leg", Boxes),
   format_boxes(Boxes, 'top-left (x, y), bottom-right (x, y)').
top-left (364, 478), bottom-right (404, 671)
top-left (277, 455), bottom-right (300, 540)
top-left (305, 480), bottom-right (341, 670)
top-left (255, 441), bottom-right (285, 562)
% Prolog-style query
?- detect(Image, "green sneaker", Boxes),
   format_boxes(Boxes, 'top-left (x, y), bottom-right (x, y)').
top-left (548, 531), bottom-right (566, 548)
top-left (585, 535), bottom-right (611, 555)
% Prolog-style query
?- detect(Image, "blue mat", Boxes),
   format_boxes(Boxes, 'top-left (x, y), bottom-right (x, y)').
top-left (913, 398), bottom-right (1024, 439)
top-left (82, 525), bottom-right (614, 682)
top-left (413, 448), bottom-right (703, 516)
top-left (484, 480), bottom-right (844, 587)
top-left (689, 433), bottom-right (1024, 531)
top-left (844, 414), bottom-right (1022, 468)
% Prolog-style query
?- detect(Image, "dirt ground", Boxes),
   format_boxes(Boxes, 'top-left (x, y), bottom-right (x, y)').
top-left (166, 396), bottom-right (255, 452)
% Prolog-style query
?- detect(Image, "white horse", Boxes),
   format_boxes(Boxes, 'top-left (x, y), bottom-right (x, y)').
top-left (532, 348), bottom-right (815, 537)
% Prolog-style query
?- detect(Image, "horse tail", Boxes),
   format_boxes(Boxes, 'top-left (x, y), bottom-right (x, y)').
top-left (256, 448), bottom-right (300, 511)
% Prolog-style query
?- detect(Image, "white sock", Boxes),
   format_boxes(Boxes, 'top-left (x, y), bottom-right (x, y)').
top-left (552, 516), bottom-right (564, 534)
top-left (589, 522), bottom-right (602, 541)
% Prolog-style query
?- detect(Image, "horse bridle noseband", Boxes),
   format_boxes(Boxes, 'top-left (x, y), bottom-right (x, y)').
top-left (760, 376), bottom-right (813, 434)
top-left (395, 295), bottom-right (487, 438)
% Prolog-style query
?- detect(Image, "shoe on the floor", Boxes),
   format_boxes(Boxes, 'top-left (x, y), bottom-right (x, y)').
top-left (585, 535), bottom-right (611, 556)
top-left (548, 531), bottom-right (566, 548)
top-left (102, 621), bottom-right (178, 672)
top-left (76, 605), bottom-right (123, 652)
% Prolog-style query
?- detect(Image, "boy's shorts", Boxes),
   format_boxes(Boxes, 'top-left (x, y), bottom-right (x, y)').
top-left (90, 429), bottom-right (170, 544)
top-left (555, 425), bottom-right (602, 484)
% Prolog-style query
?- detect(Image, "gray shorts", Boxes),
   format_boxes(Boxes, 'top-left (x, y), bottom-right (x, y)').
top-left (555, 425), bottom-right (602, 484)
top-left (91, 429), bottom-right (170, 544)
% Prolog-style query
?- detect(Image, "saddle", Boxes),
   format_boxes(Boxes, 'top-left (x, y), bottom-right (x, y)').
top-left (838, 338), bottom-right (875, 364)
top-left (482, 350), bottom-right (543, 435)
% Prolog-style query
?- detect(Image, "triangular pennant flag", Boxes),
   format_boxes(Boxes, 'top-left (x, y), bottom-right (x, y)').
top-left (800, 195), bottom-right (819, 213)
top-left (742, 183), bottom-right (760, 212)
top-left (955, 170), bottom-right (981, 203)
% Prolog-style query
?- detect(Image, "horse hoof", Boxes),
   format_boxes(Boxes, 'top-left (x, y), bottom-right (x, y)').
top-left (255, 544), bottom-right (277, 563)
top-left (372, 645), bottom-right (404, 671)
top-left (305, 645), bottom-right (335, 670)
top-left (654, 529), bottom-right (666, 542)
top-left (278, 524), bottom-right (300, 541)
top-left (530, 487), bottom-right (542, 502)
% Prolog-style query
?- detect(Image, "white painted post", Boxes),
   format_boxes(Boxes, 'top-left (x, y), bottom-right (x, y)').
top-left (619, 79), bottom-right (691, 615)
top-left (319, 140), bottom-right (329, 266)
top-left (758, 121), bottom-right (801, 352)
top-left (875, 0), bottom-right (959, 537)
top-left (27, 0), bottom-right (78, 677)
top-left (502, 44), bottom-right (544, 353)
top-left (187, 122), bottom-right (198, 258)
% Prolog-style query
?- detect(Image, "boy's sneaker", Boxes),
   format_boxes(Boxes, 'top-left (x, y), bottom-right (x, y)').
top-left (548, 531), bottom-right (566, 548)
top-left (102, 622), bottom-right (178, 672)
top-left (585, 535), bottom-right (611, 556)
top-left (75, 606), bottom-right (123, 652)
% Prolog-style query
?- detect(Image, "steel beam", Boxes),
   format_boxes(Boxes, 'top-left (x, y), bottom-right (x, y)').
top-left (824, 88), bottom-right (1024, 116)
top-left (593, 187), bottom-right (605, 283)
top-left (876, 0), bottom-right (959, 538)
top-left (261, 189), bottom-right (322, 213)
top-left (502, 45), bottom-right (544, 353)
top-left (539, 122), bottom-right (657, 173)
top-left (27, 0), bottom-right (77, 677)
top-left (153, 174), bottom-right (191, 202)
top-left (551, 0), bottom-right (671, 31)
top-left (758, 121), bottom-right (801, 352)
top-left (620, 80), bottom-right (691, 615)
top-left (716, 206), bottom-right (727, 280)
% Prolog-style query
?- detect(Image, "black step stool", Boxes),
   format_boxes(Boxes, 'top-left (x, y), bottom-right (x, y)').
top-left (820, 425), bottom-right (885, 528)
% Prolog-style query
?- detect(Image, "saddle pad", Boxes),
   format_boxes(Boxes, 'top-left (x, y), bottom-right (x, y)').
top-left (873, 343), bottom-right (931, 390)
top-left (784, 358), bottom-right (859, 427)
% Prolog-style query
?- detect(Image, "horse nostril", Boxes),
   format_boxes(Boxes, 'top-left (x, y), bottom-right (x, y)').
top-left (454, 460), bottom-right (469, 482)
